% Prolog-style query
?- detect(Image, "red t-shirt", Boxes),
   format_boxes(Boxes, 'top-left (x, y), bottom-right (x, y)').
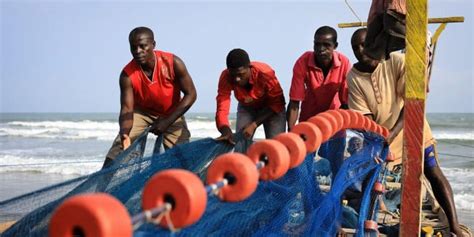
top-left (123, 50), bottom-right (180, 116)
top-left (215, 62), bottom-right (286, 128)
top-left (289, 51), bottom-right (351, 122)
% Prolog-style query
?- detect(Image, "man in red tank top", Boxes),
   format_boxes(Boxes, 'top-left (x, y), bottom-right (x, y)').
top-left (215, 48), bottom-right (286, 144)
top-left (102, 27), bottom-right (197, 168)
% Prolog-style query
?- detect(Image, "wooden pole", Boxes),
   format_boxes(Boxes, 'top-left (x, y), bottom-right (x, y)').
top-left (338, 16), bottom-right (463, 28)
top-left (400, 0), bottom-right (428, 236)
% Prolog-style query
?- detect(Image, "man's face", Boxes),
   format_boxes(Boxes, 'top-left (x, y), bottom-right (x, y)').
top-left (313, 34), bottom-right (336, 64)
top-left (229, 66), bottom-right (251, 87)
top-left (129, 34), bottom-right (155, 65)
top-left (351, 31), bottom-right (378, 67)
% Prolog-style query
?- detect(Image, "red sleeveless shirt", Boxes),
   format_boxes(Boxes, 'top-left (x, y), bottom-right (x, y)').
top-left (123, 50), bottom-right (181, 116)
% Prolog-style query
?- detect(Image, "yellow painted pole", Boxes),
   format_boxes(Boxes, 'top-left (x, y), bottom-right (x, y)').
top-left (400, 0), bottom-right (428, 235)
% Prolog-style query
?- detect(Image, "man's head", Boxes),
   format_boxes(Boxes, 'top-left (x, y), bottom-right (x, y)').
top-left (226, 48), bottom-right (251, 87)
top-left (351, 28), bottom-right (378, 68)
top-left (129, 27), bottom-right (156, 66)
top-left (313, 26), bottom-right (338, 66)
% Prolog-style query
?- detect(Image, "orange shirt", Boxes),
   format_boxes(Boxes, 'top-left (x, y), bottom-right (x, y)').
top-left (124, 50), bottom-right (180, 116)
top-left (289, 51), bottom-right (351, 122)
top-left (215, 62), bottom-right (286, 128)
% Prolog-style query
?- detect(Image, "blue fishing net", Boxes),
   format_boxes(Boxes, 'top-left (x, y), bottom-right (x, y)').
top-left (0, 129), bottom-right (388, 237)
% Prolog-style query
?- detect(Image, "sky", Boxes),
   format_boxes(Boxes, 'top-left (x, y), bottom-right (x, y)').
top-left (1, 0), bottom-right (473, 113)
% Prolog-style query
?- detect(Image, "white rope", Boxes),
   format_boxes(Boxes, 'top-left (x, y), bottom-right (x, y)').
top-left (163, 203), bottom-right (177, 232)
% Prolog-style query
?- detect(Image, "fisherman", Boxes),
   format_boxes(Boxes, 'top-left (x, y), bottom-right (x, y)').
top-left (287, 26), bottom-right (351, 178)
top-left (102, 27), bottom-right (197, 169)
top-left (347, 28), bottom-right (462, 236)
top-left (215, 48), bottom-right (286, 144)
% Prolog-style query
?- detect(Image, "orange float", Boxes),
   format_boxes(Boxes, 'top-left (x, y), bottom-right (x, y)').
top-left (142, 169), bottom-right (207, 229)
top-left (360, 116), bottom-right (370, 130)
top-left (335, 109), bottom-right (352, 129)
top-left (373, 182), bottom-right (385, 194)
top-left (322, 111), bottom-right (344, 132)
top-left (346, 110), bottom-right (362, 129)
top-left (319, 113), bottom-right (340, 134)
top-left (364, 220), bottom-right (379, 232)
top-left (308, 116), bottom-right (333, 142)
top-left (375, 125), bottom-right (384, 136)
top-left (290, 122), bottom-right (322, 153)
top-left (206, 153), bottom-right (259, 202)
top-left (50, 193), bottom-right (132, 237)
top-left (381, 126), bottom-right (390, 139)
top-left (274, 133), bottom-right (307, 168)
top-left (247, 140), bottom-right (290, 180)
top-left (367, 119), bottom-right (379, 133)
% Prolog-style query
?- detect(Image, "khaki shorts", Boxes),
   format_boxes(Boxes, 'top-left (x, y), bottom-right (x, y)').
top-left (105, 111), bottom-right (190, 161)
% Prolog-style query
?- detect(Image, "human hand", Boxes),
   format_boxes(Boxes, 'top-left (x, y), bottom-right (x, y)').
top-left (215, 126), bottom-right (235, 144)
top-left (120, 133), bottom-right (131, 150)
top-left (151, 118), bottom-right (171, 136)
top-left (242, 122), bottom-right (257, 139)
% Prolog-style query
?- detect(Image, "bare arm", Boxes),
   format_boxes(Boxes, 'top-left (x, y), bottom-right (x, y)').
top-left (386, 107), bottom-right (404, 144)
top-left (286, 100), bottom-right (300, 131)
top-left (152, 55), bottom-right (197, 133)
top-left (119, 71), bottom-right (134, 136)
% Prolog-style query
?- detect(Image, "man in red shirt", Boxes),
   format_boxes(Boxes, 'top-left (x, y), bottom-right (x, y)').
top-left (102, 27), bottom-right (197, 168)
top-left (287, 26), bottom-right (351, 178)
top-left (215, 48), bottom-right (286, 144)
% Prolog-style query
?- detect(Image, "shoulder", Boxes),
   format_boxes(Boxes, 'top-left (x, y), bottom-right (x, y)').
top-left (251, 61), bottom-right (275, 74)
top-left (388, 52), bottom-right (405, 64)
top-left (334, 51), bottom-right (350, 66)
top-left (386, 52), bottom-right (405, 72)
top-left (155, 50), bottom-right (177, 69)
top-left (346, 68), bottom-right (358, 84)
top-left (346, 68), bottom-right (366, 88)
top-left (219, 69), bottom-right (230, 80)
top-left (119, 70), bottom-right (132, 88)
top-left (293, 51), bottom-right (312, 70)
top-left (123, 59), bottom-right (139, 76)
top-left (297, 51), bottom-right (313, 62)
top-left (155, 50), bottom-right (174, 59)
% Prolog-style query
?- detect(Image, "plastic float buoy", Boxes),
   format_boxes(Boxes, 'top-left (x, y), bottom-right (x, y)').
top-left (247, 140), bottom-right (290, 180)
top-left (373, 182), bottom-right (385, 194)
top-left (307, 116), bottom-right (333, 142)
top-left (346, 110), bottom-right (362, 129)
top-left (367, 119), bottom-right (379, 133)
top-left (336, 109), bottom-right (352, 129)
top-left (318, 113), bottom-right (341, 134)
top-left (375, 125), bottom-right (384, 137)
top-left (359, 115), bottom-right (370, 130)
top-left (290, 122), bottom-right (322, 153)
top-left (380, 126), bottom-right (390, 139)
top-left (50, 193), bottom-right (132, 237)
top-left (274, 133), bottom-right (307, 168)
top-left (142, 169), bottom-right (207, 229)
top-left (207, 153), bottom-right (259, 202)
top-left (321, 111), bottom-right (344, 132)
top-left (364, 220), bottom-right (379, 233)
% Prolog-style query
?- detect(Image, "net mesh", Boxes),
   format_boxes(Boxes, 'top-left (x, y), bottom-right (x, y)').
top-left (0, 129), bottom-right (388, 237)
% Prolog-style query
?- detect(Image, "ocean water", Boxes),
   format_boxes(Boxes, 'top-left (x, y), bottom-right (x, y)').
top-left (0, 112), bottom-right (473, 227)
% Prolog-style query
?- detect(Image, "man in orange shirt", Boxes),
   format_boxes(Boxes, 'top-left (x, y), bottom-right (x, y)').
top-left (215, 48), bottom-right (286, 144)
top-left (287, 26), bottom-right (351, 178)
top-left (102, 27), bottom-right (197, 168)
